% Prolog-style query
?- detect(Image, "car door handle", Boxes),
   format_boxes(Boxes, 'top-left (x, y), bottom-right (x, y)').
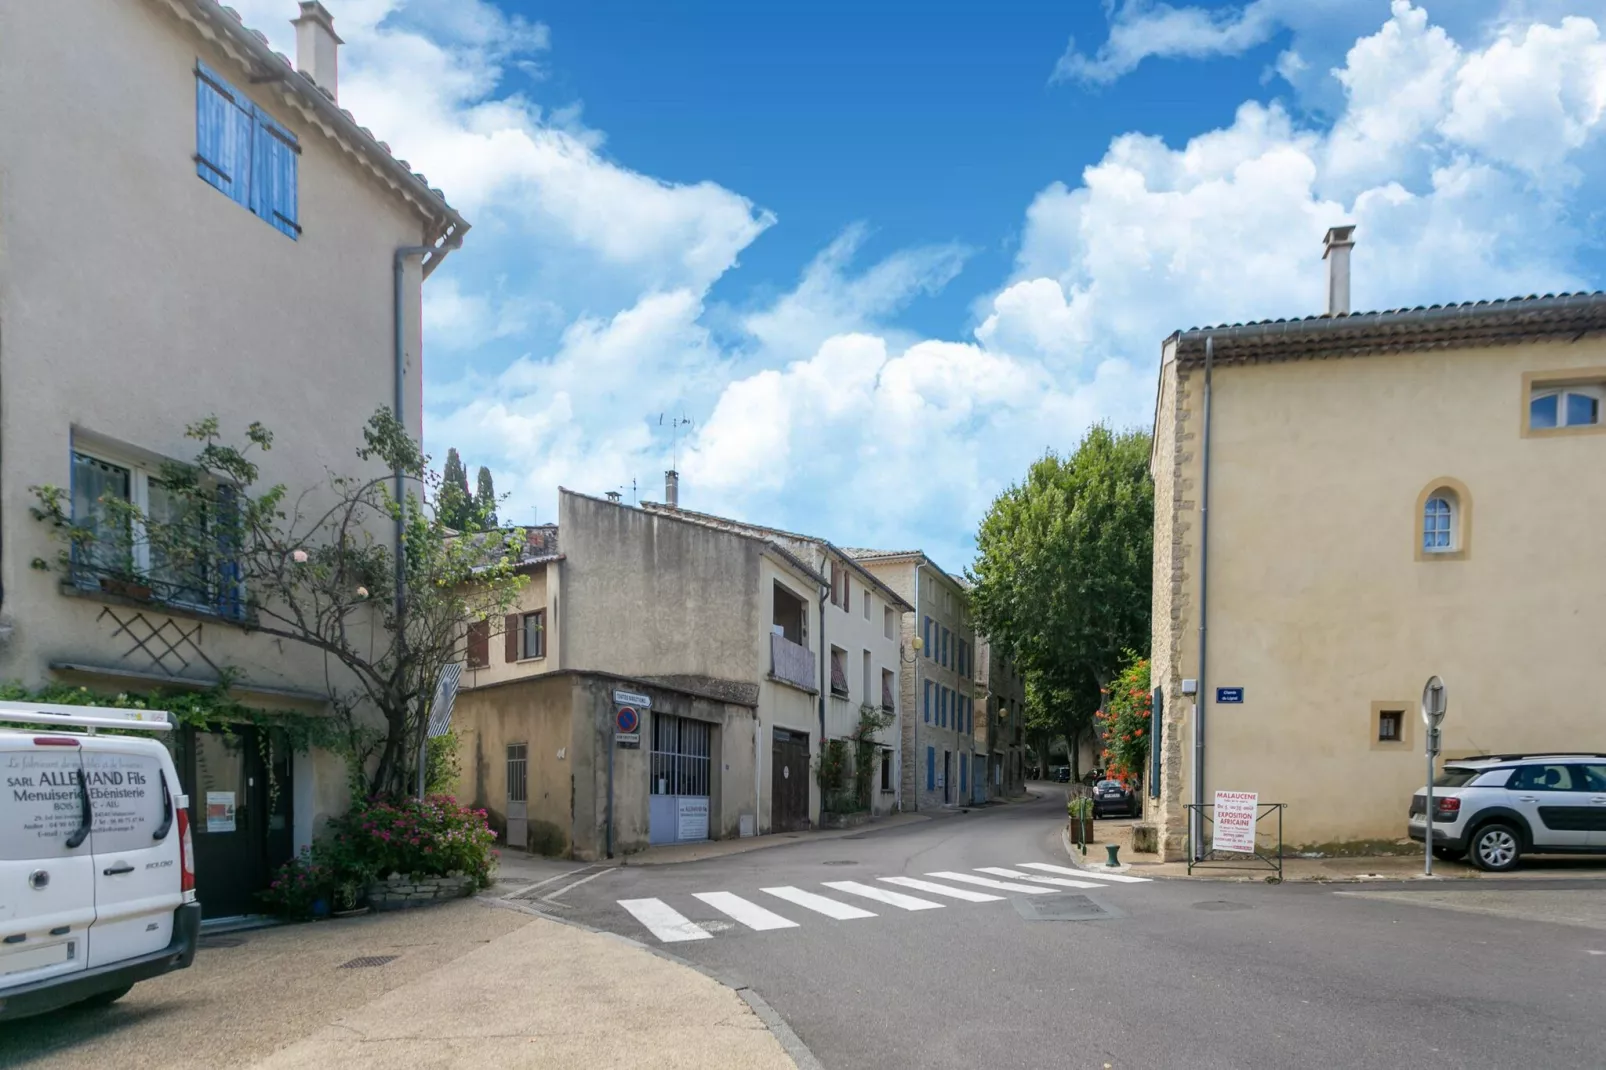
top-left (1516, 796), bottom-right (1539, 803)
top-left (102, 863), bottom-right (135, 876)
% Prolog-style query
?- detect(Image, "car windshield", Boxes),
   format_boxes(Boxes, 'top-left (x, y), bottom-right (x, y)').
top-left (1434, 768), bottom-right (1480, 788)
top-left (1097, 781), bottom-right (1122, 791)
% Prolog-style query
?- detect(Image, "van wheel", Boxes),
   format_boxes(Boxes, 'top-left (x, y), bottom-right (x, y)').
top-left (1469, 823), bottom-right (1520, 872)
top-left (78, 985), bottom-right (133, 1009)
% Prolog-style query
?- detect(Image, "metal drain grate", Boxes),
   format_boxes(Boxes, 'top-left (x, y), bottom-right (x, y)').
top-left (1013, 893), bottom-right (1113, 922)
top-left (338, 955), bottom-right (398, 969)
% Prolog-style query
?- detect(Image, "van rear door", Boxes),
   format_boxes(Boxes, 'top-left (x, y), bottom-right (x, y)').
top-left (83, 739), bottom-right (181, 968)
top-left (0, 736), bottom-right (95, 989)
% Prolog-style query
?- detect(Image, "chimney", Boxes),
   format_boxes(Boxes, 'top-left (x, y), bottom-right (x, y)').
top-left (291, 1), bottom-right (342, 102)
top-left (1323, 225), bottom-right (1356, 317)
top-left (605, 491), bottom-right (622, 503)
top-left (665, 470), bottom-right (679, 508)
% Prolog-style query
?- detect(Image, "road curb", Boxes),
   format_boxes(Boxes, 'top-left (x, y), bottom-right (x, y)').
top-left (483, 895), bottom-right (824, 1069)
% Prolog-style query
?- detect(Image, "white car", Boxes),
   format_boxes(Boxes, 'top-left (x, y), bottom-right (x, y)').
top-left (1, 702), bottom-right (200, 1020)
top-left (1408, 753), bottom-right (1606, 872)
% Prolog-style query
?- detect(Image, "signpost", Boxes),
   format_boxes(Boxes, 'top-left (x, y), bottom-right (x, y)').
top-left (607, 689), bottom-right (653, 860)
top-left (1213, 790), bottom-right (1259, 853)
top-left (1421, 676), bottom-right (1447, 876)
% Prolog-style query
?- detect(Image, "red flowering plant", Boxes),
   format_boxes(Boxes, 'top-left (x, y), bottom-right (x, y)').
top-left (260, 851), bottom-right (336, 918)
top-left (1095, 652), bottom-right (1152, 793)
top-left (328, 794), bottom-right (499, 890)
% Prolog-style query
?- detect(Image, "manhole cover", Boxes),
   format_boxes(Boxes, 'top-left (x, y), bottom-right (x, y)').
top-left (822, 860), bottom-right (857, 866)
top-left (339, 955), bottom-right (398, 969)
top-left (200, 936), bottom-right (246, 949)
top-left (1013, 893), bottom-right (1113, 922)
top-left (1192, 900), bottom-right (1252, 912)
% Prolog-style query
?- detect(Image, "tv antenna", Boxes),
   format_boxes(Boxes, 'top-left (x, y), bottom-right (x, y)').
top-left (659, 412), bottom-right (695, 472)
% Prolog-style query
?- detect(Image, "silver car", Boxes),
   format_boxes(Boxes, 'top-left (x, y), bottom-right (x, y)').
top-left (1408, 753), bottom-right (1606, 872)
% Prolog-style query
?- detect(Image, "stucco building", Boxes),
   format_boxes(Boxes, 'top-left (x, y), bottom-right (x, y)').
top-left (451, 487), bottom-right (836, 858)
top-left (1148, 226), bottom-right (1606, 858)
top-left (975, 636), bottom-right (1027, 799)
top-left (0, 0), bottom-right (465, 916)
top-left (847, 551), bottom-right (977, 810)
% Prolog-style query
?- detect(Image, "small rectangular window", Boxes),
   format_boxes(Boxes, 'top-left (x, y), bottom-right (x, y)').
top-left (1378, 710), bottom-right (1402, 742)
top-left (195, 60), bottom-right (300, 239)
top-left (880, 749), bottom-right (893, 792)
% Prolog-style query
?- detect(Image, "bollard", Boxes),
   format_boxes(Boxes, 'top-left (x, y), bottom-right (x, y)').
top-left (1105, 844), bottom-right (1120, 868)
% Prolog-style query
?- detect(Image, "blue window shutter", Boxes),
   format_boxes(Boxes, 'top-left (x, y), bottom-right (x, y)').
top-left (252, 107), bottom-right (300, 239)
top-left (960, 756), bottom-right (967, 793)
top-left (195, 62), bottom-right (253, 206)
top-left (923, 680), bottom-right (931, 723)
top-left (926, 747), bottom-right (934, 790)
top-left (923, 617), bottom-right (931, 659)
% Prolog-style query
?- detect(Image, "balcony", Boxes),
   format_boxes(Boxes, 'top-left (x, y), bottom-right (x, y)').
top-left (769, 632), bottom-right (817, 693)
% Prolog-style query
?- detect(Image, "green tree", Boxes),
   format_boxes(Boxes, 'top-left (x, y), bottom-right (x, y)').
top-left (440, 448), bottom-right (472, 531)
top-left (969, 425), bottom-right (1153, 762)
top-left (31, 410), bottom-right (525, 797)
top-left (475, 465), bottom-right (498, 529)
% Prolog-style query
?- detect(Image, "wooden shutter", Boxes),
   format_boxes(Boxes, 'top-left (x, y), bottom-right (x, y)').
top-left (252, 107), bottom-right (300, 238)
top-left (194, 62), bottom-right (252, 206)
top-left (466, 620), bottom-right (490, 668)
top-left (505, 614), bottom-right (520, 662)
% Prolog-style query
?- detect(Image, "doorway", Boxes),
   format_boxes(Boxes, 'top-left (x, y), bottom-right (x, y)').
top-left (649, 714), bottom-right (713, 845)
top-left (177, 725), bottom-right (293, 919)
top-left (771, 728), bottom-right (810, 832)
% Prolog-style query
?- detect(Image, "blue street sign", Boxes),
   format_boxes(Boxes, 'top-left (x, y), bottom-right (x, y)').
top-left (1216, 687), bottom-right (1244, 704)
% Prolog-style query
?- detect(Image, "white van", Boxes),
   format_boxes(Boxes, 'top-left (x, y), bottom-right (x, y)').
top-left (0, 701), bottom-right (200, 1020)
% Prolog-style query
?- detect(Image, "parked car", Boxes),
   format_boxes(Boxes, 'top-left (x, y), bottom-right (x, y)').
top-left (1053, 767), bottom-right (1071, 783)
top-left (0, 703), bottom-right (201, 1021)
top-left (1092, 779), bottom-right (1138, 818)
top-left (1408, 753), bottom-right (1606, 872)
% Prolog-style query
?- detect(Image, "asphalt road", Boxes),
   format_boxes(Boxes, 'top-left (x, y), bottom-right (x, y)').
top-left (547, 789), bottom-right (1606, 1070)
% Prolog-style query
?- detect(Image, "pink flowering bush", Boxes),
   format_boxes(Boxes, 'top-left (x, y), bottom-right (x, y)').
top-left (260, 794), bottom-right (498, 917)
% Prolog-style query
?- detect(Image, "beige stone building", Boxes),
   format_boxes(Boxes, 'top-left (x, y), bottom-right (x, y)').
top-left (974, 636), bottom-right (1027, 799)
top-left (1149, 227), bottom-right (1606, 858)
top-left (451, 488), bottom-right (833, 858)
top-left (847, 552), bottom-right (977, 809)
top-left (636, 502), bottom-right (913, 819)
top-left (0, 0), bottom-right (465, 915)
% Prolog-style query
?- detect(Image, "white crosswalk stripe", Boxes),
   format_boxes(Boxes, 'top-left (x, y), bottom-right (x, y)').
top-left (1017, 862), bottom-right (1152, 884)
top-left (762, 886), bottom-right (877, 919)
top-left (618, 898), bottom-right (712, 942)
top-left (926, 871), bottom-right (1057, 894)
top-left (693, 891), bottom-right (799, 931)
top-left (822, 881), bottom-right (944, 911)
top-left (976, 866), bottom-right (1102, 889)
top-left (616, 860), bottom-right (1155, 942)
top-left (878, 876), bottom-right (1003, 902)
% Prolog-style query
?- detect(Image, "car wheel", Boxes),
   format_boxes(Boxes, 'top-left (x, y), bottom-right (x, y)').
top-left (78, 985), bottom-right (133, 1009)
top-left (1469, 823), bottom-right (1521, 872)
top-left (1432, 846), bottom-right (1466, 862)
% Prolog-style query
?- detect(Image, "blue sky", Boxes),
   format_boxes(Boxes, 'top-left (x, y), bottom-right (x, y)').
top-left (238, 0), bottom-right (1606, 570)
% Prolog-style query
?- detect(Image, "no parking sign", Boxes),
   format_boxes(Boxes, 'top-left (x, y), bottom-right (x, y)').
top-left (613, 688), bottom-right (649, 747)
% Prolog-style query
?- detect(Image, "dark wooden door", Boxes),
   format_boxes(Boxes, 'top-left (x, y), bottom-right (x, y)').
top-left (771, 730), bottom-right (810, 832)
top-left (180, 726), bottom-right (293, 919)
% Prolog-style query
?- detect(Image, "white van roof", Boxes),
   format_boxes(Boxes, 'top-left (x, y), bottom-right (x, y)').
top-left (0, 701), bottom-right (173, 733)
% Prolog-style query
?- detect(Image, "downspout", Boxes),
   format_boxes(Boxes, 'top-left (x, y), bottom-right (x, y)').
top-left (817, 562), bottom-right (829, 823)
top-left (1191, 335), bottom-right (1215, 860)
top-left (396, 243), bottom-right (433, 801)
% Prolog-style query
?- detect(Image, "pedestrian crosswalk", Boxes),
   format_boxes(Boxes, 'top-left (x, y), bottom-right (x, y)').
top-left (615, 862), bottom-right (1152, 944)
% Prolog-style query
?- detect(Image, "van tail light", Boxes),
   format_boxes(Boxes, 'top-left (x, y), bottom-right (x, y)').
top-left (176, 805), bottom-right (196, 894)
top-left (32, 737), bottom-right (80, 746)
top-left (1434, 797), bottom-right (1461, 819)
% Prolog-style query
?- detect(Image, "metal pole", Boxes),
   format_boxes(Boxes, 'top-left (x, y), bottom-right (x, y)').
top-left (607, 729), bottom-right (616, 860)
top-left (1424, 730), bottom-right (1434, 876)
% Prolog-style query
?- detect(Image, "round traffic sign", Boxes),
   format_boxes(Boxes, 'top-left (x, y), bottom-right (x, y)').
top-left (1421, 676), bottom-right (1447, 729)
top-left (616, 706), bottom-right (640, 734)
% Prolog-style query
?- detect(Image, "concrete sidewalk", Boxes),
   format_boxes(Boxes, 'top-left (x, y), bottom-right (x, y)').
top-left (251, 901), bottom-right (799, 1070)
top-left (1062, 818), bottom-right (1606, 883)
top-left (620, 811), bottom-right (931, 866)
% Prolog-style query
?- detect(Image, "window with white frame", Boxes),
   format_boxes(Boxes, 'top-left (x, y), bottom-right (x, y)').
top-left (1530, 382), bottom-right (1603, 430)
top-left (1422, 490), bottom-right (1458, 553)
top-left (70, 448), bottom-right (243, 617)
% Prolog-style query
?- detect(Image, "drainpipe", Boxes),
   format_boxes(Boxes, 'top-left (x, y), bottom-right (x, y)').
top-left (817, 563), bottom-right (829, 823)
top-left (1191, 335), bottom-right (1215, 860)
top-left (395, 243), bottom-right (433, 800)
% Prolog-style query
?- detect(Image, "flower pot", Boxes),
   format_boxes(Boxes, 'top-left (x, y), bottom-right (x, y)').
top-left (311, 897), bottom-right (331, 919)
top-left (100, 576), bottom-right (153, 600)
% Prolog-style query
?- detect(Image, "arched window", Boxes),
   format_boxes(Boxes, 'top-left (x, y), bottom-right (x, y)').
top-left (1423, 493), bottom-right (1456, 552)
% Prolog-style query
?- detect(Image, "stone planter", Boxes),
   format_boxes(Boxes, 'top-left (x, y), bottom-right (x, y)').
top-left (365, 874), bottom-right (476, 912)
